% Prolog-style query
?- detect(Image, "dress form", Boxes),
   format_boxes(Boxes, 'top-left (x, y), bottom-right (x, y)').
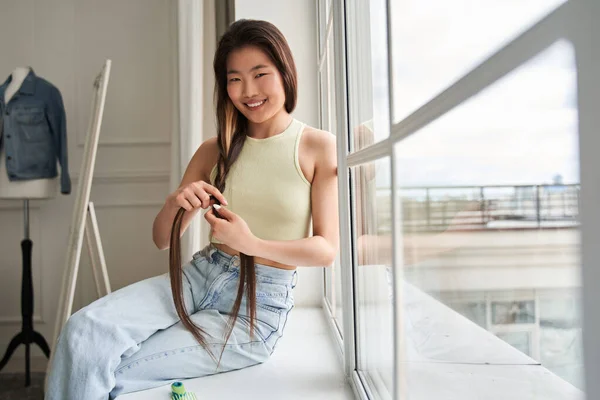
top-left (0, 66), bottom-right (53, 387)
top-left (0, 66), bottom-right (57, 199)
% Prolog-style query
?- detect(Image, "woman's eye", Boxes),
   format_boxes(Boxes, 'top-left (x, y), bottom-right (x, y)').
top-left (256, 73), bottom-right (267, 78)
top-left (229, 78), bottom-right (240, 82)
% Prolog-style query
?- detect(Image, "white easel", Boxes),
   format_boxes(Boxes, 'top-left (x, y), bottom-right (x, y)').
top-left (45, 60), bottom-right (112, 382)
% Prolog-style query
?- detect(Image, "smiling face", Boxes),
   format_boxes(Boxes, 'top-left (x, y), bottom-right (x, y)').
top-left (226, 45), bottom-right (287, 124)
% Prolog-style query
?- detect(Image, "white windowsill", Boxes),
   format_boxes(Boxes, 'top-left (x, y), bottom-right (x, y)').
top-left (118, 307), bottom-right (355, 400)
top-left (399, 282), bottom-right (584, 399)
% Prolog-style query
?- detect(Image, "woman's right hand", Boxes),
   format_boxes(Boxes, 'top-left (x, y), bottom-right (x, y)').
top-left (167, 180), bottom-right (228, 211)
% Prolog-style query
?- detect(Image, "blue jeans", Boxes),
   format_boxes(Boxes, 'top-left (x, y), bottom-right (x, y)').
top-left (45, 243), bottom-right (297, 400)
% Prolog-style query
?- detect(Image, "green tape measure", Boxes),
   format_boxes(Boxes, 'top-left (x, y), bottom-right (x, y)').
top-left (171, 381), bottom-right (198, 400)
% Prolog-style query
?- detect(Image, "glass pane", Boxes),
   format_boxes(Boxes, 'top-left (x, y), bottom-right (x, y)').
top-left (321, 55), bottom-right (334, 312)
top-left (395, 41), bottom-right (584, 393)
top-left (390, 0), bottom-right (566, 123)
top-left (325, 259), bottom-right (333, 307)
top-left (447, 300), bottom-right (487, 328)
top-left (346, 0), bottom-right (390, 151)
top-left (496, 331), bottom-right (532, 356)
top-left (353, 157), bottom-right (393, 398)
top-left (318, 0), bottom-right (328, 54)
top-left (325, 249), bottom-right (344, 339)
top-left (327, 29), bottom-right (337, 136)
top-left (492, 301), bottom-right (535, 324)
top-left (320, 62), bottom-right (330, 131)
top-left (539, 290), bottom-right (584, 388)
top-left (334, 251), bottom-right (344, 336)
top-left (325, 27), bottom-right (343, 335)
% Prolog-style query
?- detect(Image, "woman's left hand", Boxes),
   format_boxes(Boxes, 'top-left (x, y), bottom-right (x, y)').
top-left (204, 205), bottom-right (257, 255)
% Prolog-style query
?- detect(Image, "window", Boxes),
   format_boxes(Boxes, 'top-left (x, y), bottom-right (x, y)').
top-left (394, 40), bottom-right (584, 393)
top-left (319, 0), bottom-right (344, 341)
top-left (318, 0), bottom-right (598, 398)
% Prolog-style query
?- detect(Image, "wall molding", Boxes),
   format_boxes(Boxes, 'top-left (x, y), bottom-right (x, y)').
top-left (71, 170), bottom-right (170, 184)
top-left (76, 137), bottom-right (170, 148)
top-left (0, 172), bottom-right (170, 202)
top-left (93, 201), bottom-right (164, 208)
top-left (0, 202), bottom-right (42, 211)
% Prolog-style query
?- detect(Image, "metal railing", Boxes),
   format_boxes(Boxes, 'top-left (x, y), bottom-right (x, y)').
top-left (396, 184), bottom-right (580, 232)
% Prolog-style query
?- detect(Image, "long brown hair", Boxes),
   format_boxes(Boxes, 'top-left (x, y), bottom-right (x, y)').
top-left (169, 19), bottom-right (298, 369)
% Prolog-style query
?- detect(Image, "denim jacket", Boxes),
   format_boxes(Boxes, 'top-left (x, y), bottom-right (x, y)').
top-left (0, 68), bottom-right (71, 194)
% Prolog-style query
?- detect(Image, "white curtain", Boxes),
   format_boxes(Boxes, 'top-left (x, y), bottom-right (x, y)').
top-left (174, 0), bottom-right (217, 260)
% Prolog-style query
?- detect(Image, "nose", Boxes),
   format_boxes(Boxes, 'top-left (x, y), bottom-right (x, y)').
top-left (242, 80), bottom-right (259, 99)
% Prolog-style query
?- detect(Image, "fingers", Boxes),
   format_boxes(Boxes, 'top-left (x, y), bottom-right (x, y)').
top-left (204, 207), bottom-right (218, 225)
top-left (212, 204), bottom-right (228, 218)
top-left (171, 181), bottom-right (228, 212)
top-left (175, 187), bottom-right (202, 211)
top-left (174, 193), bottom-right (195, 211)
top-left (190, 182), bottom-right (212, 208)
top-left (200, 182), bottom-right (228, 206)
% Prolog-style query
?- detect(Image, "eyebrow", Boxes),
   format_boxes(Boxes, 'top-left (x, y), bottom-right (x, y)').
top-left (227, 64), bottom-right (269, 75)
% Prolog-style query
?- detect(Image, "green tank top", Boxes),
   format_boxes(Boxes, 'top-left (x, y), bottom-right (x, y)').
top-left (208, 118), bottom-right (312, 245)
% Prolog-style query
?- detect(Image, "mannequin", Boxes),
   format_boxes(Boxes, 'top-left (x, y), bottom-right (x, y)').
top-left (0, 66), bottom-right (54, 387)
top-left (0, 66), bottom-right (58, 199)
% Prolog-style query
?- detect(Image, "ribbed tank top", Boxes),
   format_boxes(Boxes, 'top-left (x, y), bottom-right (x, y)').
top-left (208, 118), bottom-right (312, 245)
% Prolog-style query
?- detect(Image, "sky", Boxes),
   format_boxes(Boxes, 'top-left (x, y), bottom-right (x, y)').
top-left (360, 0), bottom-right (578, 189)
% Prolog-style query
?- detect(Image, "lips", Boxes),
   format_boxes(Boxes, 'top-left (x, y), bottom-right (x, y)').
top-left (245, 99), bottom-right (267, 110)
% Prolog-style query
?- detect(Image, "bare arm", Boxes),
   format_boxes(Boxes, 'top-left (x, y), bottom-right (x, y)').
top-left (252, 236), bottom-right (336, 267)
top-left (152, 137), bottom-right (226, 250)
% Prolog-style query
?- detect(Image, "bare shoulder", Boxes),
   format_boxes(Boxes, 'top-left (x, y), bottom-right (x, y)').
top-left (200, 136), bottom-right (220, 182)
top-left (302, 125), bottom-right (335, 144)
top-left (181, 136), bottom-right (220, 186)
top-left (302, 125), bottom-right (337, 167)
top-left (302, 125), bottom-right (336, 155)
top-left (202, 136), bottom-right (220, 162)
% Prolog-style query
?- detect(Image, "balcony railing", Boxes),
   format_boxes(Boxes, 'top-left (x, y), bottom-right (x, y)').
top-left (396, 184), bottom-right (580, 232)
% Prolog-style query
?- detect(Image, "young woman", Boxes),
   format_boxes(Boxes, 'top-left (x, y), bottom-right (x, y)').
top-left (45, 19), bottom-right (339, 400)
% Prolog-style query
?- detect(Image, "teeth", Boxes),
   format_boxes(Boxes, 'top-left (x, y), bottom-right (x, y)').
top-left (247, 100), bottom-right (265, 108)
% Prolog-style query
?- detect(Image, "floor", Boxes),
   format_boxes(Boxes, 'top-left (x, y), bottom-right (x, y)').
top-left (118, 307), bottom-right (355, 399)
top-left (0, 372), bottom-right (45, 400)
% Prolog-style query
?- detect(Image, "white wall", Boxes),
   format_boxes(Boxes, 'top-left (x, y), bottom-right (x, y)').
top-left (0, 0), bottom-right (176, 371)
top-left (234, 0), bottom-right (323, 307)
top-left (0, 0), bottom-right (322, 373)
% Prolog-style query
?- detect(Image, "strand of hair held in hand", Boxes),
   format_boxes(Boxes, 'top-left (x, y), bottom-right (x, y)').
top-left (168, 206), bottom-right (258, 371)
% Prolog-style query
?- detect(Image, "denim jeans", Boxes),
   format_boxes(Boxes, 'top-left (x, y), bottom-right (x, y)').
top-left (45, 243), bottom-right (297, 400)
